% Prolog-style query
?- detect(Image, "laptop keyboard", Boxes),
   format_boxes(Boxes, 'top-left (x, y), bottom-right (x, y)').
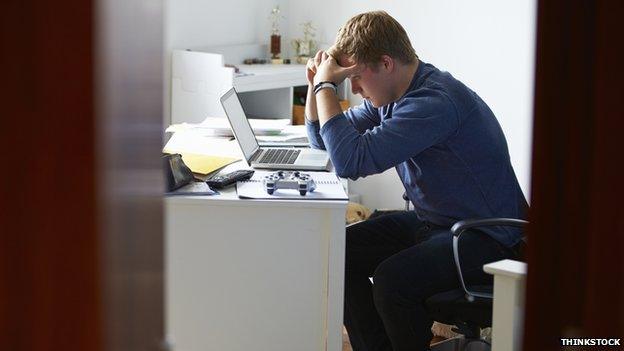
top-left (258, 148), bottom-right (300, 164)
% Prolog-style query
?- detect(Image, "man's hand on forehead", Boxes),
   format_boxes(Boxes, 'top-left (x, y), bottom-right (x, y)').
top-left (312, 50), bottom-right (364, 86)
top-left (334, 55), bottom-right (366, 78)
top-left (338, 55), bottom-right (356, 67)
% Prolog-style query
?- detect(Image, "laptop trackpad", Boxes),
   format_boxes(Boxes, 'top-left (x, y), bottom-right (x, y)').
top-left (297, 153), bottom-right (328, 163)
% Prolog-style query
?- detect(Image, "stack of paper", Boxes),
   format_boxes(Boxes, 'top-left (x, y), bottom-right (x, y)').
top-left (163, 131), bottom-right (241, 157)
top-left (166, 118), bottom-right (291, 137)
top-left (256, 125), bottom-right (309, 147)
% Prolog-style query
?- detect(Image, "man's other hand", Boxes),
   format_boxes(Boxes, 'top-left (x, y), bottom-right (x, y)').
top-left (306, 58), bottom-right (317, 86)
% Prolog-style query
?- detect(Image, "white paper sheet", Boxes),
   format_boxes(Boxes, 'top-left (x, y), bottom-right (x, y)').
top-left (236, 171), bottom-right (347, 200)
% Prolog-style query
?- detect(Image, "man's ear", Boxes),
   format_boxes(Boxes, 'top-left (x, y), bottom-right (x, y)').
top-left (380, 55), bottom-right (394, 72)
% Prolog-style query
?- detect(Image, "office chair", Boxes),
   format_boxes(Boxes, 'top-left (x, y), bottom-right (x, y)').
top-left (401, 194), bottom-right (528, 351)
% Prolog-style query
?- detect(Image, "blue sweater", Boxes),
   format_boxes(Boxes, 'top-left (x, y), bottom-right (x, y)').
top-left (306, 61), bottom-right (528, 247)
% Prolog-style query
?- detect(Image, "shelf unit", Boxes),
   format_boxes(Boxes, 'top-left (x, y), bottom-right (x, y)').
top-left (171, 44), bottom-right (347, 124)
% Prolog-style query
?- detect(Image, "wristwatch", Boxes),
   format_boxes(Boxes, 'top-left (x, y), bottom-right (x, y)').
top-left (314, 81), bottom-right (338, 95)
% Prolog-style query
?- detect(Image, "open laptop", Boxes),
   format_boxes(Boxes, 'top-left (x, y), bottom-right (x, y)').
top-left (220, 87), bottom-right (330, 171)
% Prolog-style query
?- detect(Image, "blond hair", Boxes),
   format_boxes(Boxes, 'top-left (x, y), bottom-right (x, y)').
top-left (328, 11), bottom-right (418, 68)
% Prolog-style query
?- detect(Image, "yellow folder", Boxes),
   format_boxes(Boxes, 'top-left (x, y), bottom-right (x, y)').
top-left (172, 152), bottom-right (239, 175)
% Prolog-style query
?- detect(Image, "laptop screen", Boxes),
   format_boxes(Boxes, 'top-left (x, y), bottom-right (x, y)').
top-left (220, 88), bottom-right (260, 162)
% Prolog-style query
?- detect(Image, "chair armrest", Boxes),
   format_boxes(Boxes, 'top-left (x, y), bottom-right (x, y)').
top-left (451, 218), bottom-right (528, 301)
top-left (451, 218), bottom-right (528, 236)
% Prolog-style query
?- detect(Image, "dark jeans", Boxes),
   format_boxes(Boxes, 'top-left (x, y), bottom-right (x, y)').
top-left (344, 211), bottom-right (518, 351)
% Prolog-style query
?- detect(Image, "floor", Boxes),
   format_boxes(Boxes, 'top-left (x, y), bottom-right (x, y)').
top-left (342, 328), bottom-right (447, 351)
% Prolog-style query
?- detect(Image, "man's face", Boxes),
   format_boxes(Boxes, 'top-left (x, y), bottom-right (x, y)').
top-left (338, 55), bottom-right (393, 108)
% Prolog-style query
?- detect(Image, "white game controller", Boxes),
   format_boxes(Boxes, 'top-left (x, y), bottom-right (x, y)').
top-left (262, 170), bottom-right (317, 196)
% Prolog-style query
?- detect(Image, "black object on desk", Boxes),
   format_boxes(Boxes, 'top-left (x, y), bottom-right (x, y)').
top-left (163, 153), bottom-right (194, 191)
top-left (206, 169), bottom-right (254, 189)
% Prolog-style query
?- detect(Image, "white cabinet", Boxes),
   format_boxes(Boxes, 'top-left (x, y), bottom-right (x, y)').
top-left (171, 44), bottom-right (347, 124)
top-left (171, 45), bottom-right (305, 124)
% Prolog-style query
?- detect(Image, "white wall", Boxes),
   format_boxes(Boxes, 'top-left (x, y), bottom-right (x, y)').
top-left (165, 0), bottom-right (536, 210)
top-left (287, 0), bottom-right (537, 209)
top-left (165, 0), bottom-right (291, 49)
top-left (163, 0), bottom-right (290, 124)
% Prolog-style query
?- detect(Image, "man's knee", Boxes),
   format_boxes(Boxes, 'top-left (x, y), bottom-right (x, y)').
top-left (371, 256), bottom-right (406, 304)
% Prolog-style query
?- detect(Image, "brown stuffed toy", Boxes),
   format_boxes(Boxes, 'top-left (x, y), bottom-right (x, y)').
top-left (345, 202), bottom-right (372, 225)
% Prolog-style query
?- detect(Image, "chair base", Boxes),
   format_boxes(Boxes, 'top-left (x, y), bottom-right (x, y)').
top-left (430, 336), bottom-right (491, 351)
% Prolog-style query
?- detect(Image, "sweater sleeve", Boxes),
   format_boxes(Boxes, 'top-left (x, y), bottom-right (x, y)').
top-left (343, 99), bottom-right (381, 133)
top-left (319, 88), bottom-right (459, 179)
top-left (305, 99), bottom-right (380, 150)
top-left (305, 117), bottom-right (326, 150)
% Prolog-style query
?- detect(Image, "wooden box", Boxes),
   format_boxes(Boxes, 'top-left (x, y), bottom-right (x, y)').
top-left (292, 100), bottom-right (350, 125)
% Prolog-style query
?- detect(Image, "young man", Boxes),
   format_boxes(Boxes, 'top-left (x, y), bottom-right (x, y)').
top-left (304, 11), bottom-right (528, 351)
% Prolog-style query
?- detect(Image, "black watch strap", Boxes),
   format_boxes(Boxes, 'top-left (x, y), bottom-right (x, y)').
top-left (313, 81), bottom-right (338, 94)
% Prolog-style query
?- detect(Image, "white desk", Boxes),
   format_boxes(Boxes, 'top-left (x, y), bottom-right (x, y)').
top-left (165, 185), bottom-right (347, 351)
